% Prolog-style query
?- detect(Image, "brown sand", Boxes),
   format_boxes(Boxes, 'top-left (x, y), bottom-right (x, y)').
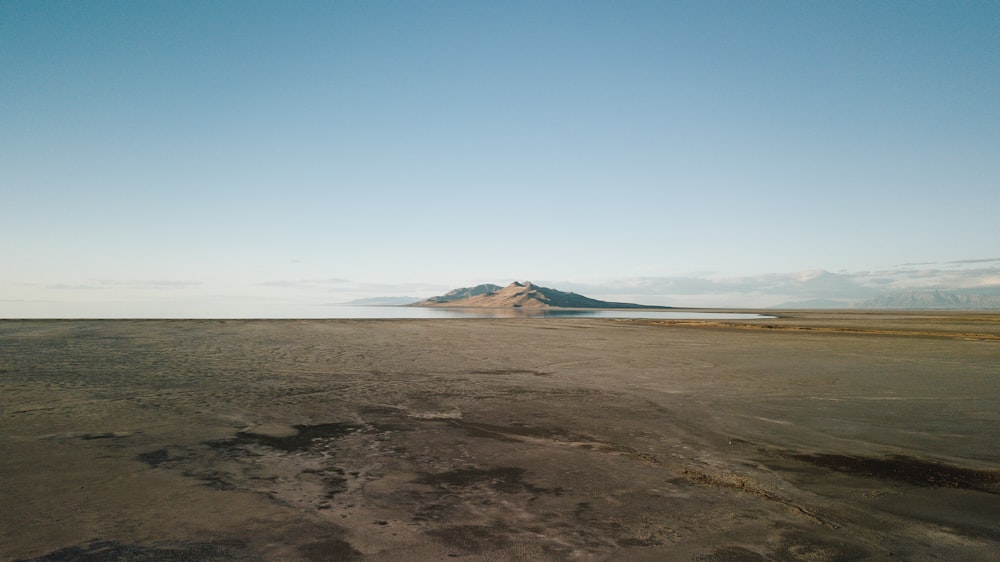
top-left (2, 313), bottom-right (999, 560)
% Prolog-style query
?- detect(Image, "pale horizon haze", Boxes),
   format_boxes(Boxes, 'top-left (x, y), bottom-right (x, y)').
top-left (3, 2), bottom-right (998, 317)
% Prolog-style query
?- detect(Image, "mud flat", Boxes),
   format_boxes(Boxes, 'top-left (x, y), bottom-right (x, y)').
top-left (2, 313), bottom-right (999, 560)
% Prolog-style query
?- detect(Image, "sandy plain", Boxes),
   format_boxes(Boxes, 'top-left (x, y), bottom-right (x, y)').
top-left (1, 312), bottom-right (998, 561)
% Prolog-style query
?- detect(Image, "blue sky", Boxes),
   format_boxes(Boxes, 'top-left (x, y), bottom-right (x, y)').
top-left (2, 1), bottom-right (998, 316)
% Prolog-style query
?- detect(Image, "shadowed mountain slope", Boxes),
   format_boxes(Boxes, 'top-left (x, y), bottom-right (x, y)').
top-left (422, 284), bottom-right (503, 304)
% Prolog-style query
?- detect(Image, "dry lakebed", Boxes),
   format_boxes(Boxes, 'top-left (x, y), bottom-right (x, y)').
top-left (2, 311), bottom-right (999, 560)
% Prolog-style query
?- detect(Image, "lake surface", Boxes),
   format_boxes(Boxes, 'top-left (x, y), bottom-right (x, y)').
top-left (324, 306), bottom-right (774, 319)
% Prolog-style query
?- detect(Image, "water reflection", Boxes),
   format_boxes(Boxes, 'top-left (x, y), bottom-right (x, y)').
top-left (326, 306), bottom-right (773, 320)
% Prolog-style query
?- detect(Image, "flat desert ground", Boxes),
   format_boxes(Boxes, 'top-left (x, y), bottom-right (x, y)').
top-left (2, 312), bottom-right (999, 561)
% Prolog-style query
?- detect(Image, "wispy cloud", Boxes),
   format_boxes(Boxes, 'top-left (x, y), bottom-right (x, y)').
top-left (259, 278), bottom-right (350, 288)
top-left (945, 257), bottom-right (1000, 265)
top-left (45, 283), bottom-right (104, 290)
top-left (96, 280), bottom-right (203, 289)
top-left (256, 279), bottom-right (447, 299)
top-left (41, 280), bottom-right (203, 290)
top-left (349, 281), bottom-right (449, 295)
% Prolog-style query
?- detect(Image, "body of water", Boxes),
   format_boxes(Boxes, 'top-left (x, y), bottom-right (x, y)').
top-left (324, 306), bottom-right (774, 320)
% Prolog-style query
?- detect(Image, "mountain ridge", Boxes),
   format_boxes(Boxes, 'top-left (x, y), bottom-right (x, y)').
top-left (422, 284), bottom-right (503, 304)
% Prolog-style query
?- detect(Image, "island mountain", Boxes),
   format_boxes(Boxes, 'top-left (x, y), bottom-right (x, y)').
top-left (421, 284), bottom-right (503, 304)
top-left (414, 282), bottom-right (665, 309)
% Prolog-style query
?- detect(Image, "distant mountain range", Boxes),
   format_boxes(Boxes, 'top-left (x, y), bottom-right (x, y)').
top-left (859, 289), bottom-right (1000, 310)
top-left (414, 282), bottom-right (665, 309)
top-left (774, 289), bottom-right (1000, 310)
top-left (772, 299), bottom-right (853, 309)
top-left (340, 296), bottom-right (423, 306)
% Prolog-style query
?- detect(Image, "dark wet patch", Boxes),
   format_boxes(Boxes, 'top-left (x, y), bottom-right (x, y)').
top-left (186, 471), bottom-right (238, 491)
top-left (416, 466), bottom-right (550, 494)
top-left (207, 478), bottom-right (238, 491)
top-left (325, 478), bottom-right (347, 497)
top-left (412, 501), bottom-right (452, 522)
top-left (136, 448), bottom-right (173, 467)
top-left (208, 422), bottom-right (362, 453)
top-left (298, 538), bottom-right (362, 561)
top-left (79, 432), bottom-right (123, 440)
top-left (697, 546), bottom-right (766, 562)
top-left (138, 451), bottom-right (241, 491)
top-left (367, 421), bottom-right (413, 433)
top-left (17, 539), bottom-right (248, 561)
top-left (617, 536), bottom-right (662, 547)
top-left (446, 419), bottom-right (576, 444)
top-left (471, 369), bottom-right (551, 377)
top-left (793, 453), bottom-right (1000, 493)
top-left (303, 467), bottom-right (348, 497)
top-left (426, 523), bottom-right (513, 553)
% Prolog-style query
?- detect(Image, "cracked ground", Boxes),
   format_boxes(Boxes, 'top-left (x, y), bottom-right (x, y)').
top-left (2, 315), bottom-right (999, 560)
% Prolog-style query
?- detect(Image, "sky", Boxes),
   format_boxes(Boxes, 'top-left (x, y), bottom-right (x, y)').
top-left (2, 1), bottom-right (999, 317)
